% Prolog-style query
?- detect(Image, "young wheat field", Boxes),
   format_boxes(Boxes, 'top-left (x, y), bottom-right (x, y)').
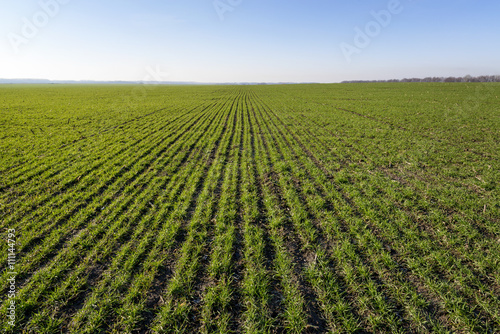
top-left (1, 83), bottom-right (499, 333)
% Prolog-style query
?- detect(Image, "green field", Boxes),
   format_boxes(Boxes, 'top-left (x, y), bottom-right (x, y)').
top-left (1, 83), bottom-right (499, 333)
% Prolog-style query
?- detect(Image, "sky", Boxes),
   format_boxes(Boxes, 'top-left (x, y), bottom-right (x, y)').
top-left (0, 0), bottom-right (499, 83)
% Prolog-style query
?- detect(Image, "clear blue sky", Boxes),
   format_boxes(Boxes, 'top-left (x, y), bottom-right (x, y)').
top-left (1, 0), bottom-right (499, 83)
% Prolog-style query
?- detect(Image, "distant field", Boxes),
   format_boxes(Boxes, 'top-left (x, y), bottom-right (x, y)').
top-left (1, 83), bottom-right (499, 333)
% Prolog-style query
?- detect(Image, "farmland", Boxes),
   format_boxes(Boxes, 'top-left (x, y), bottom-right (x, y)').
top-left (1, 83), bottom-right (499, 333)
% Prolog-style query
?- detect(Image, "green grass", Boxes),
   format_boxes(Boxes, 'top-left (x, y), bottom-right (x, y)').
top-left (1, 83), bottom-right (499, 333)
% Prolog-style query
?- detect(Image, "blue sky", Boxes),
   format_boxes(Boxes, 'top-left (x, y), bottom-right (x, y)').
top-left (1, 0), bottom-right (499, 83)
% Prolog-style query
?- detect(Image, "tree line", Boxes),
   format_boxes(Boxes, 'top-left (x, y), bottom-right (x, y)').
top-left (342, 75), bottom-right (500, 83)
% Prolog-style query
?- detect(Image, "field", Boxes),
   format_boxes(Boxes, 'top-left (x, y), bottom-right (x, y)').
top-left (1, 83), bottom-right (499, 333)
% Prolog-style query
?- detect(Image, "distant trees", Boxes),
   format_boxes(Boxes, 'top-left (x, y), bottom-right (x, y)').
top-left (341, 75), bottom-right (500, 83)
